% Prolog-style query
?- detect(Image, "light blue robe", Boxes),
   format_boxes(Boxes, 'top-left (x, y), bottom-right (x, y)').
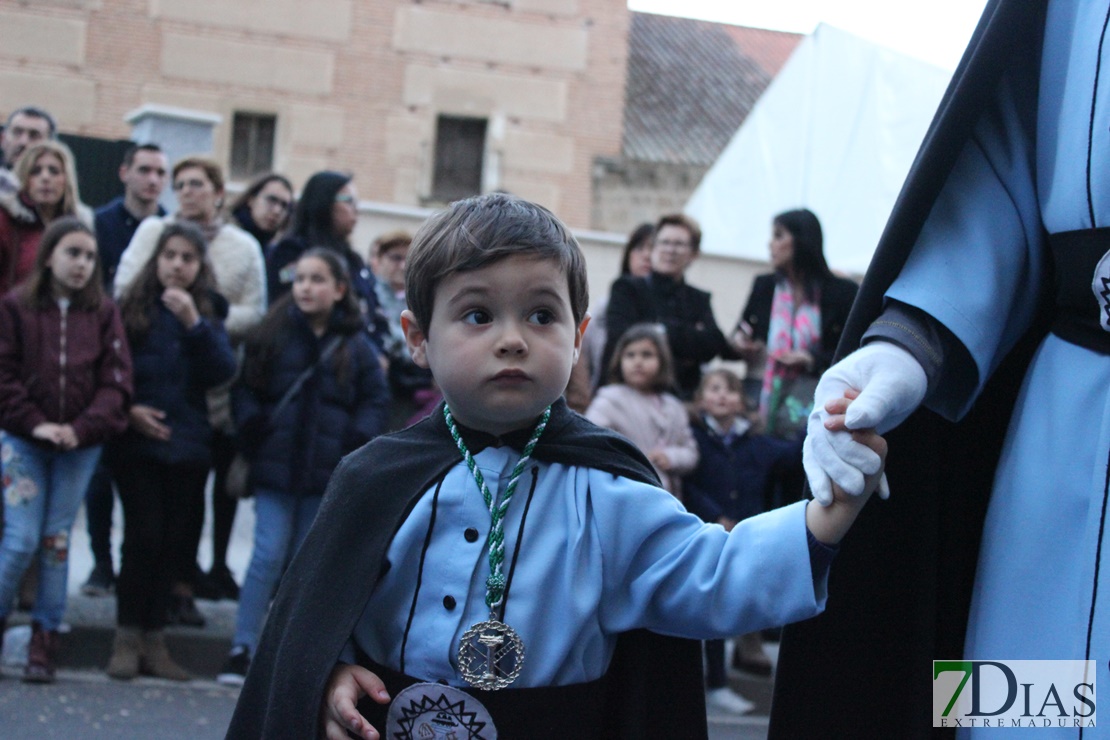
top-left (886, 1), bottom-right (1110, 734)
top-left (352, 446), bottom-right (824, 688)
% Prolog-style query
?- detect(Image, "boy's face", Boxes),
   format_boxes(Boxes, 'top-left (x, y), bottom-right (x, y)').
top-left (699, 374), bottom-right (744, 425)
top-left (401, 254), bottom-right (587, 436)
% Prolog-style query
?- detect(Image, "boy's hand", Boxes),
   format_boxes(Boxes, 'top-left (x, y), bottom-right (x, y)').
top-left (804, 390), bottom-right (888, 545)
top-left (823, 391), bottom-right (889, 501)
top-left (322, 663), bottom-right (390, 740)
top-left (804, 343), bottom-right (925, 503)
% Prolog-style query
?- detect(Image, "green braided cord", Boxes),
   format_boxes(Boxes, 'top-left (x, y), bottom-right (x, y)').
top-left (444, 405), bottom-right (551, 610)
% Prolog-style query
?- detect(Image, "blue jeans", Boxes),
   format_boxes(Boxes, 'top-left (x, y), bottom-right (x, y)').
top-left (232, 489), bottom-right (322, 652)
top-left (0, 432), bottom-right (102, 629)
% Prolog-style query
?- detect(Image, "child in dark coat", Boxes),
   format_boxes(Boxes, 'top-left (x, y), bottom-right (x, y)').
top-left (217, 248), bottom-right (390, 685)
top-left (683, 368), bottom-right (802, 711)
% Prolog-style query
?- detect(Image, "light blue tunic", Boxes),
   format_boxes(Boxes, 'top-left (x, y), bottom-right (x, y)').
top-left (352, 445), bottom-right (824, 688)
top-left (885, 1), bottom-right (1110, 735)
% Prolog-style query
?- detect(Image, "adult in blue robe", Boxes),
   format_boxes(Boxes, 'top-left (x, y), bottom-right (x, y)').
top-left (772, 0), bottom-right (1110, 736)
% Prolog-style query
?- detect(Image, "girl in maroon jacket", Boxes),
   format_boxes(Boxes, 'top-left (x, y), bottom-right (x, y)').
top-left (0, 217), bottom-right (132, 682)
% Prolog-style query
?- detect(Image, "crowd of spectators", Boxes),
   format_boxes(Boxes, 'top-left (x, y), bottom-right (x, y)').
top-left (0, 104), bottom-right (855, 713)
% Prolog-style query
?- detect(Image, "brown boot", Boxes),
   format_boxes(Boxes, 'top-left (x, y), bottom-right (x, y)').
top-left (22, 621), bottom-right (58, 683)
top-left (106, 627), bottom-right (142, 680)
top-left (139, 630), bottom-right (190, 681)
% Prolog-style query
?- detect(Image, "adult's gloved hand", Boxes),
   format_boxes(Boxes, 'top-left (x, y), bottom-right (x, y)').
top-left (804, 342), bottom-right (927, 504)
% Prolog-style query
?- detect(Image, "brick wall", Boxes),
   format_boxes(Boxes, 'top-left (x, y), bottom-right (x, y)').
top-left (0, 0), bottom-right (630, 230)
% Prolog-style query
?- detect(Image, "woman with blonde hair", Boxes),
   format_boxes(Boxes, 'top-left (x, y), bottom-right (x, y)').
top-left (0, 140), bottom-right (90, 295)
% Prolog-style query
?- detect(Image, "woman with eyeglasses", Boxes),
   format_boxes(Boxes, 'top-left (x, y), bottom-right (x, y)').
top-left (603, 213), bottom-right (730, 400)
top-left (266, 171), bottom-right (389, 350)
top-left (225, 173), bottom-right (294, 253)
top-left (113, 156), bottom-right (267, 627)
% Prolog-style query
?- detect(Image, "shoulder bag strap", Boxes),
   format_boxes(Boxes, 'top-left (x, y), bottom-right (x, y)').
top-left (267, 335), bottom-right (345, 423)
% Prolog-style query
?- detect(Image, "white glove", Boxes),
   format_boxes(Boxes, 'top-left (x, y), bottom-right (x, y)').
top-left (804, 341), bottom-right (927, 504)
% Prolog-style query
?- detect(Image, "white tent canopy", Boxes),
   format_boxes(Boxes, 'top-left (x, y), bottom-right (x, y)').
top-left (685, 23), bottom-right (953, 276)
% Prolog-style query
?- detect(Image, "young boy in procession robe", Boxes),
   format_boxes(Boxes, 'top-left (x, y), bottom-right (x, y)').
top-left (226, 193), bottom-right (886, 740)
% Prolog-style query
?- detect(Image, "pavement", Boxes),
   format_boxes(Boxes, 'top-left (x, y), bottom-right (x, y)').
top-left (1, 489), bottom-right (776, 736)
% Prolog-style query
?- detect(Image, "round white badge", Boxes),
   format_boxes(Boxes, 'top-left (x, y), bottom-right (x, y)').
top-left (386, 682), bottom-right (497, 739)
top-left (1092, 248), bottom-right (1110, 333)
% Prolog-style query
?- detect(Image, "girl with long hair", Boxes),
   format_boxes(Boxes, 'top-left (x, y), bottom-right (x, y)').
top-left (105, 221), bottom-right (236, 681)
top-left (217, 248), bottom-right (389, 685)
top-left (585, 323), bottom-right (698, 498)
top-left (266, 171), bottom-right (389, 346)
top-left (114, 156), bottom-right (267, 611)
top-left (0, 217), bottom-right (131, 681)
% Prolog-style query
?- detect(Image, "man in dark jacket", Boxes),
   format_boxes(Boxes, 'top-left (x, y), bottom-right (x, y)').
top-left (81, 143), bottom-right (168, 597)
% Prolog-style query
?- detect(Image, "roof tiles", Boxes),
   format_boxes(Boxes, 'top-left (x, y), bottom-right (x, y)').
top-left (623, 13), bottom-right (802, 166)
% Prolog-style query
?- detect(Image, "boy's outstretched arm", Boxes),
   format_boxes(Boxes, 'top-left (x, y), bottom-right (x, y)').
top-left (321, 663), bottom-right (391, 740)
top-left (804, 391), bottom-right (888, 545)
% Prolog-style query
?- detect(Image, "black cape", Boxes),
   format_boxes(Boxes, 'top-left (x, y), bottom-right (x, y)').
top-left (769, 0), bottom-right (1052, 736)
top-left (226, 398), bottom-right (707, 739)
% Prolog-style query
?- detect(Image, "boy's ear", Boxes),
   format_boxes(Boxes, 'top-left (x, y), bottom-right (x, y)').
top-left (400, 310), bottom-right (430, 369)
top-left (572, 314), bottom-right (591, 364)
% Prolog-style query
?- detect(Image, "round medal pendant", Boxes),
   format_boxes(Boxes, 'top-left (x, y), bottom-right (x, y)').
top-left (458, 618), bottom-right (525, 690)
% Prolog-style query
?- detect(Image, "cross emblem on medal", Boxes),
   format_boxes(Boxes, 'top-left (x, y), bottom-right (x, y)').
top-left (458, 618), bottom-right (525, 690)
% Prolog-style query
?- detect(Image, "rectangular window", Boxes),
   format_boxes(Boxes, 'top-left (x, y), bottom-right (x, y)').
top-left (230, 112), bottom-right (276, 180)
top-left (432, 115), bottom-right (487, 202)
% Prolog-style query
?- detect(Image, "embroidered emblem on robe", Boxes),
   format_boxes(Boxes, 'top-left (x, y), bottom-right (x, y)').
top-left (386, 683), bottom-right (497, 739)
top-left (1094, 249), bottom-right (1110, 332)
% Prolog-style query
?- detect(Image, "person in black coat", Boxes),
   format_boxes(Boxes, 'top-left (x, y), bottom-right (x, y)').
top-left (225, 172), bottom-right (294, 253)
top-left (603, 213), bottom-right (729, 399)
top-left (217, 247), bottom-right (390, 686)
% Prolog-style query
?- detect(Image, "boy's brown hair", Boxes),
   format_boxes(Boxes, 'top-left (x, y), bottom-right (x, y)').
top-left (694, 367), bottom-right (744, 401)
top-left (405, 193), bottom-right (588, 334)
